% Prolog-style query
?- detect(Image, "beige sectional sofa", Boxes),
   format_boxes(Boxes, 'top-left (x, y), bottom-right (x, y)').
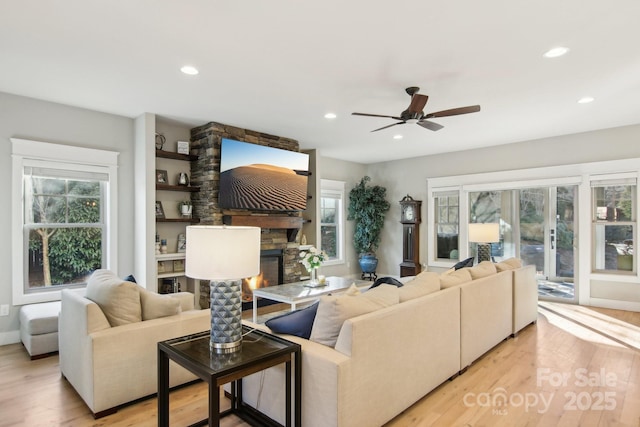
top-left (239, 260), bottom-right (537, 427)
top-left (59, 270), bottom-right (210, 417)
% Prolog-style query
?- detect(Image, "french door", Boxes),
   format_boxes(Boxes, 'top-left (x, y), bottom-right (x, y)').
top-left (518, 186), bottom-right (577, 301)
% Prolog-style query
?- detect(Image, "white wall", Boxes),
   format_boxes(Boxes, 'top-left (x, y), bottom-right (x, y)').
top-left (0, 92), bottom-right (135, 344)
top-left (315, 156), bottom-right (368, 278)
top-left (367, 124), bottom-right (640, 277)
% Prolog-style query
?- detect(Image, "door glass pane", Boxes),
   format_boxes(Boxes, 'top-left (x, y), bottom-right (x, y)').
top-left (556, 186), bottom-right (576, 278)
top-left (519, 188), bottom-right (545, 274)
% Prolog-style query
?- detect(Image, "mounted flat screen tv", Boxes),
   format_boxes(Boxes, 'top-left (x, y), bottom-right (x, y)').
top-left (219, 138), bottom-right (310, 212)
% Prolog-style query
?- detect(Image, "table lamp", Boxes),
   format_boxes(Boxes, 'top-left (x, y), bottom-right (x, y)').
top-left (468, 223), bottom-right (500, 263)
top-left (185, 225), bottom-right (261, 353)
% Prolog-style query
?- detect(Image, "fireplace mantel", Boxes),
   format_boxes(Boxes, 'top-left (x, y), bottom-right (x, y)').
top-left (222, 214), bottom-right (303, 242)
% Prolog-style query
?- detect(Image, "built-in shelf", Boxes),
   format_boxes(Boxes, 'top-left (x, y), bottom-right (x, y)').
top-left (156, 252), bottom-right (186, 260)
top-left (155, 149), bottom-right (198, 161)
top-left (156, 217), bottom-right (200, 224)
top-left (156, 183), bottom-right (200, 192)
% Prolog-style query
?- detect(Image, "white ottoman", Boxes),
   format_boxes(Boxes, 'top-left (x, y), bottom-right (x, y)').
top-left (19, 301), bottom-right (61, 359)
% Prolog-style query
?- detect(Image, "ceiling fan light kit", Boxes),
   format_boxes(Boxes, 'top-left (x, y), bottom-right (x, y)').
top-left (352, 86), bottom-right (480, 133)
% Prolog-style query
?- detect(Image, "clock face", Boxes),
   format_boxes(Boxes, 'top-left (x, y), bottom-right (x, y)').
top-left (403, 206), bottom-right (414, 221)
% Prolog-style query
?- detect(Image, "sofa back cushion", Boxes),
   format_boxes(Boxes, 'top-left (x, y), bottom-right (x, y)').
top-left (85, 269), bottom-right (142, 326)
top-left (468, 261), bottom-right (497, 279)
top-left (495, 257), bottom-right (523, 272)
top-left (399, 271), bottom-right (440, 302)
top-left (310, 284), bottom-right (399, 347)
top-left (439, 268), bottom-right (473, 289)
top-left (139, 288), bottom-right (182, 320)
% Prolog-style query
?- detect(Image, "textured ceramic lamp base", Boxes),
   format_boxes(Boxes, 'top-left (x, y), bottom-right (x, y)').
top-left (210, 279), bottom-right (243, 353)
top-left (477, 243), bottom-right (492, 263)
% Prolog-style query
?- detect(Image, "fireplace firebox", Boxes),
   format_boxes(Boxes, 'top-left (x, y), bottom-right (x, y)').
top-left (242, 249), bottom-right (283, 310)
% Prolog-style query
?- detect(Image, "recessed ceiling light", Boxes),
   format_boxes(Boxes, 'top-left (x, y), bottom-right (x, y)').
top-left (324, 113), bottom-right (337, 119)
top-left (393, 134), bottom-right (403, 140)
top-left (180, 65), bottom-right (199, 75)
top-left (577, 96), bottom-right (594, 104)
top-left (543, 47), bottom-right (569, 58)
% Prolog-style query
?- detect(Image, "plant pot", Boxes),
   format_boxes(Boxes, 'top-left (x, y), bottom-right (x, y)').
top-left (180, 205), bottom-right (192, 218)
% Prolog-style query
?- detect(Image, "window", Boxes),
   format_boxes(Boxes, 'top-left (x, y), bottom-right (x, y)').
top-left (469, 190), bottom-right (512, 260)
top-left (435, 191), bottom-right (459, 260)
top-left (591, 178), bottom-right (636, 273)
top-left (319, 179), bottom-right (345, 264)
top-left (12, 139), bottom-right (118, 304)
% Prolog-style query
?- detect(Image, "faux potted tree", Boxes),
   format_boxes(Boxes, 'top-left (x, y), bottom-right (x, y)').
top-left (348, 176), bottom-right (390, 279)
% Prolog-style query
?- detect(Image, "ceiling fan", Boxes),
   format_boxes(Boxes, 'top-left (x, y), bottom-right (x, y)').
top-left (352, 86), bottom-right (480, 132)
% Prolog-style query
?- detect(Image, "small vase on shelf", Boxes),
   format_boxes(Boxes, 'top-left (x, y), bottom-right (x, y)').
top-left (305, 268), bottom-right (324, 288)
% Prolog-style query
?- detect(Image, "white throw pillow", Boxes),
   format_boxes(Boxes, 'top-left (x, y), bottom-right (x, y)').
top-left (139, 288), bottom-right (182, 320)
top-left (310, 284), bottom-right (399, 347)
top-left (85, 269), bottom-right (142, 326)
top-left (399, 271), bottom-right (440, 302)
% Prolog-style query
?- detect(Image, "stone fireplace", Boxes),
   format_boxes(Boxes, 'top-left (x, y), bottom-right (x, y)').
top-left (189, 121), bottom-right (305, 309)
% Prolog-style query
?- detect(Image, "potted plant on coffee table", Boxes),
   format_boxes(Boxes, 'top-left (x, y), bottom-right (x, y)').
top-left (348, 176), bottom-right (390, 280)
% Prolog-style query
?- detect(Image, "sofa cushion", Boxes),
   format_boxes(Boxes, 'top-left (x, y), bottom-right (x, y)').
top-left (399, 271), bottom-right (440, 302)
top-left (439, 268), bottom-right (473, 289)
top-left (85, 270), bottom-right (142, 326)
top-left (369, 276), bottom-right (404, 289)
top-left (123, 274), bottom-right (137, 283)
top-left (310, 284), bottom-right (399, 347)
top-left (139, 288), bottom-right (182, 321)
top-left (452, 257), bottom-right (474, 270)
top-left (265, 302), bottom-right (319, 339)
top-left (468, 261), bottom-right (497, 279)
top-left (495, 257), bottom-right (523, 272)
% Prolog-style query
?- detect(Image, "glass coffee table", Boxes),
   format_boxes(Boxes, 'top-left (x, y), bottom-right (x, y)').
top-left (158, 327), bottom-right (301, 427)
top-left (252, 276), bottom-right (371, 322)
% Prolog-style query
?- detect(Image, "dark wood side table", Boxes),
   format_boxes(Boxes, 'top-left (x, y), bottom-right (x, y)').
top-left (158, 326), bottom-right (301, 427)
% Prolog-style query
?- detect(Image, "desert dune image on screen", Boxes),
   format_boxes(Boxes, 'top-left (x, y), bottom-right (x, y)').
top-left (219, 139), bottom-right (309, 211)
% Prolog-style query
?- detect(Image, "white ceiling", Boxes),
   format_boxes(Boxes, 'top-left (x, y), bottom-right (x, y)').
top-left (2, 1), bottom-right (640, 164)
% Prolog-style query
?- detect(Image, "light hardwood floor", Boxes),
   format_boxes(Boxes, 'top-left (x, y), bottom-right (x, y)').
top-left (1, 304), bottom-right (639, 427)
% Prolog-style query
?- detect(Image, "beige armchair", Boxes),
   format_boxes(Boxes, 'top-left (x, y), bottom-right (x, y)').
top-left (58, 270), bottom-right (210, 417)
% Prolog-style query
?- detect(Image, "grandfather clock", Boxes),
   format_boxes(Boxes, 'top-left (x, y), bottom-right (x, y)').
top-left (400, 195), bottom-right (422, 277)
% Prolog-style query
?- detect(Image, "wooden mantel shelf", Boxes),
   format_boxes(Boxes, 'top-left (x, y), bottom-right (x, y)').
top-left (222, 215), bottom-right (303, 242)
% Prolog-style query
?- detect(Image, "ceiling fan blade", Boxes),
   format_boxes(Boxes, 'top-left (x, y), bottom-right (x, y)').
top-left (425, 105), bottom-right (481, 119)
top-left (371, 122), bottom-right (405, 132)
top-left (408, 94), bottom-right (428, 114)
top-left (418, 120), bottom-right (444, 131)
top-left (352, 112), bottom-right (403, 120)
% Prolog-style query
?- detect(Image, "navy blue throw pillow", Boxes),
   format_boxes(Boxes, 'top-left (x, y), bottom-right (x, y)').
top-left (265, 302), bottom-right (319, 339)
top-left (452, 257), bottom-right (474, 270)
top-left (123, 274), bottom-right (137, 283)
top-left (369, 276), bottom-right (404, 289)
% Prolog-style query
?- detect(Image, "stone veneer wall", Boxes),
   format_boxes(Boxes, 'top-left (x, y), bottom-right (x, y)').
top-left (189, 122), bottom-right (303, 308)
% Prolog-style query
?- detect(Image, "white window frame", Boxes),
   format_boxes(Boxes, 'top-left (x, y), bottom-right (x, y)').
top-left (590, 175), bottom-right (637, 275)
top-left (11, 138), bottom-right (119, 305)
top-left (319, 179), bottom-right (346, 266)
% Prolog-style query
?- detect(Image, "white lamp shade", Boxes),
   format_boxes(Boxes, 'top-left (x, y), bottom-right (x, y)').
top-left (185, 225), bottom-right (261, 280)
top-left (468, 223), bottom-right (500, 243)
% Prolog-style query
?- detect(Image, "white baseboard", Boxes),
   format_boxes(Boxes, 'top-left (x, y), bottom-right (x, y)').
top-left (0, 330), bottom-right (20, 346)
top-left (588, 298), bottom-right (640, 312)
